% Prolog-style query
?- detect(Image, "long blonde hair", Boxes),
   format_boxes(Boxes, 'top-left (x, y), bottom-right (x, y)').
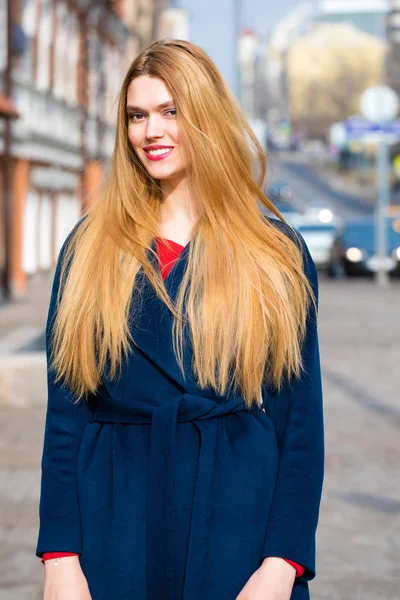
top-left (52, 39), bottom-right (313, 408)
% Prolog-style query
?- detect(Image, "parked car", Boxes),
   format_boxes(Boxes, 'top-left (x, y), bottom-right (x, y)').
top-left (261, 182), bottom-right (302, 225)
top-left (327, 217), bottom-right (400, 277)
top-left (304, 202), bottom-right (335, 224)
top-left (267, 181), bottom-right (293, 202)
top-left (297, 218), bottom-right (340, 270)
top-left (300, 139), bottom-right (327, 155)
top-left (259, 199), bottom-right (302, 227)
top-left (273, 200), bottom-right (304, 225)
top-left (300, 140), bottom-right (328, 164)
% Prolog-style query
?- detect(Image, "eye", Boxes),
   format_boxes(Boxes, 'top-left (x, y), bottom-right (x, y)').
top-left (128, 113), bottom-right (145, 122)
top-left (165, 109), bottom-right (176, 117)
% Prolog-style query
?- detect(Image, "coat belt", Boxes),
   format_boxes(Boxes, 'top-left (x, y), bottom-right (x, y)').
top-left (92, 393), bottom-right (260, 600)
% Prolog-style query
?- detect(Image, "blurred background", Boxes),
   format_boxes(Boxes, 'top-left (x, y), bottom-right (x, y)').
top-left (0, 1), bottom-right (399, 599)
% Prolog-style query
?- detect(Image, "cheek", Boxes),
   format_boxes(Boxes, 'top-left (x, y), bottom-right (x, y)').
top-left (168, 122), bottom-right (180, 144)
top-left (127, 126), bottom-right (142, 149)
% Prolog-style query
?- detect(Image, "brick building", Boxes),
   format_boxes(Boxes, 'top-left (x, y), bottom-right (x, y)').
top-left (0, 0), bottom-right (167, 300)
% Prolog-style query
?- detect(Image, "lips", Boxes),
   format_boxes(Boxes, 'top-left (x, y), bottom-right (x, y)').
top-left (142, 146), bottom-right (174, 161)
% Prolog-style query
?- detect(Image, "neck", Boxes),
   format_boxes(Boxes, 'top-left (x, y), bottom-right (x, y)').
top-left (159, 174), bottom-right (198, 243)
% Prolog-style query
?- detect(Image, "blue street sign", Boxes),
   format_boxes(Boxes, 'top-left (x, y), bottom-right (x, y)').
top-left (384, 121), bottom-right (400, 135)
top-left (345, 119), bottom-right (400, 137)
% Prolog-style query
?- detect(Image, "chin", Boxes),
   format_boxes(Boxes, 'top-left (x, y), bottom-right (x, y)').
top-left (147, 166), bottom-right (184, 180)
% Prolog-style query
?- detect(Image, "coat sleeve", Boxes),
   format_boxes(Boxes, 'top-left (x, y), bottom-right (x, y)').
top-left (260, 231), bottom-right (324, 581)
top-left (36, 223), bottom-right (91, 557)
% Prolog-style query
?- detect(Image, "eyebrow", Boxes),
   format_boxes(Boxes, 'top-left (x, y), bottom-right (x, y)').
top-left (126, 101), bottom-right (175, 112)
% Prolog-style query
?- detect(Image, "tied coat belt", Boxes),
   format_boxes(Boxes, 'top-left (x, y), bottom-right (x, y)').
top-left (92, 393), bottom-right (262, 600)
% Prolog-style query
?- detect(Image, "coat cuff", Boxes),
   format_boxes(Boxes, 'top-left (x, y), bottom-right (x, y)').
top-left (261, 529), bottom-right (316, 580)
top-left (283, 559), bottom-right (305, 578)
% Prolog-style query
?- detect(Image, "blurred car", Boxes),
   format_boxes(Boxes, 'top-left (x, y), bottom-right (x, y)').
top-left (267, 181), bottom-right (293, 202)
top-left (259, 199), bottom-right (302, 227)
top-left (304, 202), bottom-right (335, 224)
top-left (327, 217), bottom-right (400, 278)
top-left (300, 139), bottom-right (327, 155)
top-left (300, 140), bottom-right (329, 163)
top-left (260, 185), bottom-right (300, 225)
top-left (266, 181), bottom-right (303, 225)
top-left (273, 200), bottom-right (303, 225)
top-left (297, 217), bottom-right (340, 270)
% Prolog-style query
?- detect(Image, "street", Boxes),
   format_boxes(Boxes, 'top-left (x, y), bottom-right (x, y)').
top-left (267, 153), bottom-right (374, 220)
top-left (0, 165), bottom-right (399, 599)
top-left (315, 279), bottom-right (400, 599)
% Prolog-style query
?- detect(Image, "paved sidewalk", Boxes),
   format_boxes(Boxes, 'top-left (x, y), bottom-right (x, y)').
top-left (0, 276), bottom-right (399, 599)
top-left (315, 279), bottom-right (400, 599)
top-left (0, 273), bottom-right (52, 354)
top-left (277, 150), bottom-right (377, 207)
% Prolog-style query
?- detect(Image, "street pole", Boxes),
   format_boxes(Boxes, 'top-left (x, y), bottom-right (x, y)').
top-left (2, 0), bottom-right (13, 301)
top-left (375, 134), bottom-right (390, 288)
top-left (359, 85), bottom-right (399, 288)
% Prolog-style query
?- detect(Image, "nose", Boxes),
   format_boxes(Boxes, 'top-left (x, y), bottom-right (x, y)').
top-left (145, 113), bottom-right (164, 140)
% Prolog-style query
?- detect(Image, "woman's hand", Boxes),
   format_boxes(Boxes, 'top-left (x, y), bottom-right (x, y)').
top-left (236, 557), bottom-right (296, 600)
top-left (43, 556), bottom-right (92, 600)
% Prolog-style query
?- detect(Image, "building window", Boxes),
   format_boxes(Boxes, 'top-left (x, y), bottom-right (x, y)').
top-left (53, 2), bottom-right (67, 99)
top-left (39, 192), bottom-right (52, 270)
top-left (20, 0), bottom-right (38, 79)
top-left (0, 0), bottom-right (7, 72)
top-left (102, 44), bottom-right (121, 124)
top-left (87, 30), bottom-right (100, 116)
top-left (66, 13), bottom-right (79, 105)
top-left (54, 4), bottom-right (78, 105)
top-left (36, 0), bottom-right (52, 90)
top-left (55, 193), bottom-right (81, 258)
top-left (22, 189), bottom-right (40, 275)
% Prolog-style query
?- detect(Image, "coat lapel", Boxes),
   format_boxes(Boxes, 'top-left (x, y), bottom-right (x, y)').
top-left (128, 241), bottom-right (194, 390)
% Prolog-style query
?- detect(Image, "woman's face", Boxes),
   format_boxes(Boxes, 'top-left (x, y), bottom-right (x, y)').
top-left (126, 75), bottom-right (187, 182)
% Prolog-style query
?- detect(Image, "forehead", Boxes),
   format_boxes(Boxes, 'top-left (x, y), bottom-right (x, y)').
top-left (126, 76), bottom-right (173, 108)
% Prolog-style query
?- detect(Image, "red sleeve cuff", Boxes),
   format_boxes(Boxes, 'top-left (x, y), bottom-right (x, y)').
top-left (283, 559), bottom-right (305, 578)
top-left (41, 553), bottom-right (303, 577)
top-left (42, 552), bottom-right (79, 563)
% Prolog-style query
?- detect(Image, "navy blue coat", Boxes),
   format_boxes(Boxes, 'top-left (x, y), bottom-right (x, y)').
top-left (37, 219), bottom-right (324, 600)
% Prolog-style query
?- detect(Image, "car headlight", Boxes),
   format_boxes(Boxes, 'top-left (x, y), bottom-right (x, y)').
top-left (392, 247), bottom-right (400, 261)
top-left (319, 209), bottom-right (333, 223)
top-left (346, 247), bottom-right (365, 262)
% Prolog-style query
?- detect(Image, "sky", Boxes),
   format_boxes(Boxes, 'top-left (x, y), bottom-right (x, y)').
top-left (241, 0), bottom-right (305, 35)
top-left (179, 0), bottom-right (306, 93)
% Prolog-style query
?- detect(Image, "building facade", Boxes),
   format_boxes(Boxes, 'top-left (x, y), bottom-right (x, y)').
top-left (287, 22), bottom-right (386, 139)
top-left (263, 0), bottom-right (390, 141)
top-left (314, 0), bottom-right (390, 38)
top-left (386, 0), bottom-right (400, 96)
top-left (238, 29), bottom-right (260, 121)
top-left (0, 1), bottom-right (20, 299)
top-left (0, 0), bottom-right (170, 300)
top-left (262, 3), bottom-right (315, 130)
top-left (119, 0), bottom-right (168, 53)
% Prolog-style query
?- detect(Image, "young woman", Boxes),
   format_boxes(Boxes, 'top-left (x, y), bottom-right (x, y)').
top-left (37, 40), bottom-right (324, 600)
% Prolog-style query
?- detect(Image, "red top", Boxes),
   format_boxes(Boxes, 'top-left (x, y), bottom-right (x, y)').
top-left (42, 237), bottom-right (304, 579)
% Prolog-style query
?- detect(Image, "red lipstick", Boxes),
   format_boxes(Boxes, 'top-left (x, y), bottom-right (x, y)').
top-left (142, 145), bottom-right (174, 161)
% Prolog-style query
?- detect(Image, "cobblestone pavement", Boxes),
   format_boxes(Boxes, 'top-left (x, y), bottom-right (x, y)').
top-left (0, 275), bottom-right (399, 599)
